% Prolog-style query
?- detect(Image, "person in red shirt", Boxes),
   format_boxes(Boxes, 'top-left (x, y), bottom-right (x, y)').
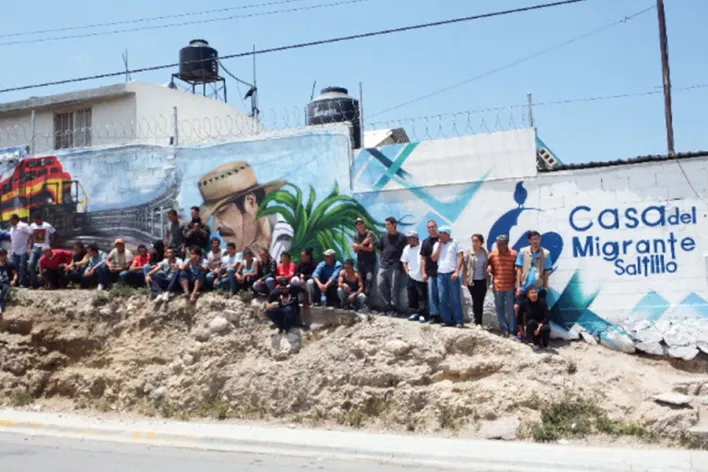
top-left (119, 244), bottom-right (151, 287)
top-left (275, 251), bottom-right (296, 283)
top-left (39, 247), bottom-right (73, 289)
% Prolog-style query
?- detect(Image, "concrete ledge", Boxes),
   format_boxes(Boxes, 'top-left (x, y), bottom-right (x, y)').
top-left (1, 409), bottom-right (707, 471)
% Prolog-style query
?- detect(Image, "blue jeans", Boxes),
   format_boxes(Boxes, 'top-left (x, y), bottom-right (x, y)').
top-left (119, 269), bottom-right (146, 287)
top-left (97, 265), bottom-right (120, 288)
top-left (253, 276), bottom-right (275, 295)
top-left (11, 253), bottom-right (28, 288)
top-left (28, 246), bottom-right (43, 287)
top-left (179, 269), bottom-right (205, 291)
top-left (494, 289), bottom-right (516, 335)
top-left (215, 268), bottom-right (237, 293)
top-left (337, 287), bottom-right (367, 309)
top-left (149, 271), bottom-right (179, 298)
top-left (437, 272), bottom-right (463, 325)
top-left (266, 305), bottom-right (297, 332)
top-left (427, 275), bottom-right (440, 317)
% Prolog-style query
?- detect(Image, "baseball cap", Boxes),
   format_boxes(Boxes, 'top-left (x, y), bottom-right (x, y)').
top-left (323, 249), bottom-right (336, 257)
top-left (438, 226), bottom-right (452, 236)
top-left (354, 217), bottom-right (365, 225)
top-left (406, 230), bottom-right (418, 238)
top-left (277, 277), bottom-right (289, 287)
top-left (114, 238), bottom-right (125, 245)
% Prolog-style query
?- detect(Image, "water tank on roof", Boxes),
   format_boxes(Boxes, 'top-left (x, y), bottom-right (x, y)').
top-left (179, 39), bottom-right (219, 82)
top-left (307, 87), bottom-right (361, 149)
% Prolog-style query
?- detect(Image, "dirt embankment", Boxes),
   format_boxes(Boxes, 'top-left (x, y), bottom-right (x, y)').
top-left (1, 288), bottom-right (707, 447)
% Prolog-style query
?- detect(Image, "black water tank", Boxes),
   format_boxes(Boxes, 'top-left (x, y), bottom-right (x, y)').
top-left (179, 39), bottom-right (219, 82)
top-left (307, 87), bottom-right (361, 149)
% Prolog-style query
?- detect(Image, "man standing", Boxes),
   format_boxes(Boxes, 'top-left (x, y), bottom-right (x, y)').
top-left (183, 207), bottom-right (211, 251)
top-left (165, 209), bottom-right (184, 257)
top-left (307, 249), bottom-right (342, 307)
top-left (28, 213), bottom-right (56, 288)
top-left (0, 248), bottom-right (18, 313)
top-left (9, 214), bottom-right (32, 288)
top-left (375, 217), bottom-right (407, 315)
top-left (420, 220), bottom-right (441, 323)
top-left (515, 230), bottom-right (552, 337)
top-left (488, 235), bottom-right (518, 337)
top-left (431, 226), bottom-right (464, 328)
top-left (351, 217), bottom-right (377, 298)
top-left (401, 231), bottom-right (427, 323)
top-left (98, 238), bottom-right (134, 290)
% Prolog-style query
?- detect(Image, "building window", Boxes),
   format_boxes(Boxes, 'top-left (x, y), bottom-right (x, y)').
top-left (54, 108), bottom-right (92, 149)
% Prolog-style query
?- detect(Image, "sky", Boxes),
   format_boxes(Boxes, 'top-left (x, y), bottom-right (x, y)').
top-left (1, 0), bottom-right (706, 164)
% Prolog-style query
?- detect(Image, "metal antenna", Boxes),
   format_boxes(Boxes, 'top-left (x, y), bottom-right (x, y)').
top-left (121, 49), bottom-right (131, 82)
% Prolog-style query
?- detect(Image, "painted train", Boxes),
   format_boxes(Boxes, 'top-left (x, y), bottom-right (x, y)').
top-left (0, 155), bottom-right (87, 234)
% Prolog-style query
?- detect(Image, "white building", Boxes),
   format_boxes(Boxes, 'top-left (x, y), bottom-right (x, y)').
top-left (0, 81), bottom-right (260, 154)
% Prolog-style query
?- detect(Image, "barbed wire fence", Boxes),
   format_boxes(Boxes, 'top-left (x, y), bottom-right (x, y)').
top-left (0, 102), bottom-right (531, 156)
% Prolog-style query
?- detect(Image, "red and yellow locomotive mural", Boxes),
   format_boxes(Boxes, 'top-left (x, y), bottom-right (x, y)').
top-left (0, 156), bottom-right (87, 230)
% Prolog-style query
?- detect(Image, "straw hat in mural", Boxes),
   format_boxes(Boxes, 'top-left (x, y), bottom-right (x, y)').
top-left (198, 161), bottom-right (285, 222)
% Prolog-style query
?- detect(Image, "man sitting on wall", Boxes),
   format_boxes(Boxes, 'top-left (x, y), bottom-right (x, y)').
top-left (178, 246), bottom-right (207, 303)
top-left (64, 242), bottom-right (88, 287)
top-left (0, 248), bottom-right (18, 313)
top-left (39, 247), bottom-right (73, 290)
top-left (146, 247), bottom-right (183, 302)
top-left (212, 242), bottom-right (242, 294)
top-left (97, 239), bottom-right (134, 291)
top-left (119, 244), bottom-right (150, 287)
top-left (265, 277), bottom-right (306, 334)
top-left (307, 249), bottom-right (342, 307)
top-left (81, 244), bottom-right (107, 289)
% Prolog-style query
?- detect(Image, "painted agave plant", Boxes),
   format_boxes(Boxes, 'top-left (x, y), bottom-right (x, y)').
top-left (257, 182), bottom-right (385, 262)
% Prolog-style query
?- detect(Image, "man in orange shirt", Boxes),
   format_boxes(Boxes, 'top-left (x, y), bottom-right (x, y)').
top-left (39, 247), bottom-right (73, 290)
top-left (487, 235), bottom-right (518, 337)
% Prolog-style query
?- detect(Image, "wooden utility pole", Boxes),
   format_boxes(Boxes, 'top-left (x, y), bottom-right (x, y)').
top-left (656, 0), bottom-right (675, 155)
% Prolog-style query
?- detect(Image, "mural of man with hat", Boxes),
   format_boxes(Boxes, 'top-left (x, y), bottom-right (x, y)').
top-left (198, 162), bottom-right (286, 257)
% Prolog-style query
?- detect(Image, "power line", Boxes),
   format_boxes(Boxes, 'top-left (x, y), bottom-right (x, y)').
top-left (366, 83), bottom-right (708, 124)
top-left (368, 4), bottom-right (655, 118)
top-left (0, 0), bottom-right (587, 95)
top-left (0, 0), bottom-right (308, 39)
top-left (0, 0), bottom-right (370, 47)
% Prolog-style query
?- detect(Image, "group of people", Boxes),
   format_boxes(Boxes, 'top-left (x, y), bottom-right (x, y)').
top-left (0, 208), bottom-right (554, 350)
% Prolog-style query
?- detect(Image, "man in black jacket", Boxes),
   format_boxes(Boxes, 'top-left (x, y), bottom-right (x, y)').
top-left (182, 207), bottom-right (211, 251)
top-left (265, 277), bottom-right (306, 333)
top-left (521, 286), bottom-right (551, 351)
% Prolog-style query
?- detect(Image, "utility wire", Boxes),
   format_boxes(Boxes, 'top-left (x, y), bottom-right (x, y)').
top-left (0, 0), bottom-right (308, 39)
top-left (370, 83), bottom-right (708, 123)
top-left (218, 60), bottom-right (251, 109)
top-left (0, 0), bottom-right (586, 95)
top-left (0, 0), bottom-right (370, 47)
top-left (368, 4), bottom-right (655, 118)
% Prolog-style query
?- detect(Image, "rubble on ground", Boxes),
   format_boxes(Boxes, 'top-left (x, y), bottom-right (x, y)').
top-left (0, 289), bottom-right (707, 445)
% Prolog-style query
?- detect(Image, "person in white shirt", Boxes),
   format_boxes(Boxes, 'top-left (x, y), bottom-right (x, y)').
top-left (9, 214), bottom-right (32, 288)
top-left (28, 212), bottom-right (56, 288)
top-left (431, 226), bottom-right (464, 328)
top-left (401, 231), bottom-right (427, 323)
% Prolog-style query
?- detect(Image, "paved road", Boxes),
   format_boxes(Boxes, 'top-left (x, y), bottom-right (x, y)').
top-left (0, 433), bottom-right (448, 472)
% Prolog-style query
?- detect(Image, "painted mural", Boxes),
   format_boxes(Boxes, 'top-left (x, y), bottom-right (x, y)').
top-left (0, 125), bottom-right (706, 358)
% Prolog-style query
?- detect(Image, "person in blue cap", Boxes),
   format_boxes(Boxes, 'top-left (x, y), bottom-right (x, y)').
top-left (431, 226), bottom-right (465, 328)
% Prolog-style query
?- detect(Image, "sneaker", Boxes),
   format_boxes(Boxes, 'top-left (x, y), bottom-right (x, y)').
top-left (97, 284), bottom-right (104, 291)
top-left (532, 345), bottom-right (542, 352)
top-left (428, 318), bottom-right (441, 325)
top-left (407, 314), bottom-right (419, 321)
top-left (456, 323), bottom-right (464, 329)
top-left (417, 315), bottom-right (426, 323)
